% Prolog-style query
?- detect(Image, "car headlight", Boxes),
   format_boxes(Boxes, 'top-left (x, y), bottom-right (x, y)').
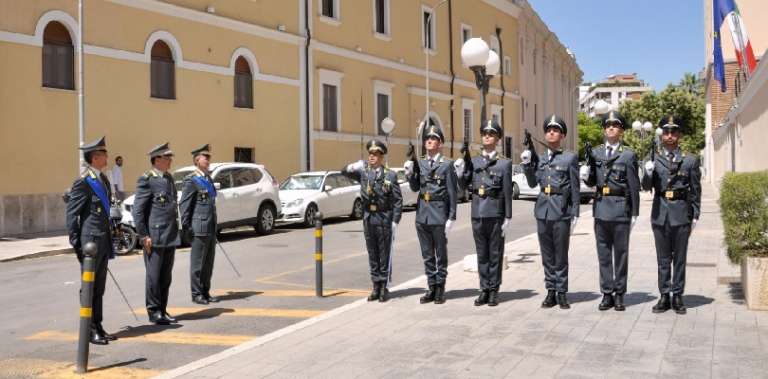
top-left (285, 198), bottom-right (304, 208)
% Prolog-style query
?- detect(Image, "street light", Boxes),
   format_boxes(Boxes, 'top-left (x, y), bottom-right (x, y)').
top-left (380, 117), bottom-right (395, 164)
top-left (460, 37), bottom-right (500, 128)
top-left (593, 99), bottom-right (611, 115)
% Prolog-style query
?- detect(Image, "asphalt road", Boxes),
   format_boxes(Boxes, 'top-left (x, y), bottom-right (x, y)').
top-left (0, 199), bottom-right (537, 378)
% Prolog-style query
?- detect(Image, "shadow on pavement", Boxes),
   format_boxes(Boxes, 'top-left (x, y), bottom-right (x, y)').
top-left (567, 291), bottom-right (602, 304)
top-left (684, 294), bottom-right (715, 308)
top-left (218, 229), bottom-right (291, 242)
top-left (498, 289), bottom-right (538, 304)
top-left (388, 287), bottom-right (426, 299)
top-left (727, 283), bottom-right (745, 304)
top-left (174, 308), bottom-right (236, 321)
top-left (114, 324), bottom-right (182, 338)
top-left (88, 358), bottom-right (148, 373)
top-left (624, 292), bottom-right (657, 306)
top-left (510, 254), bottom-right (536, 264)
top-left (217, 291), bottom-right (262, 301)
top-left (445, 288), bottom-right (480, 300)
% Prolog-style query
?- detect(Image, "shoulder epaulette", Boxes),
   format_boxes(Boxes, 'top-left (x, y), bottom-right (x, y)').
top-left (80, 168), bottom-right (97, 179)
top-left (143, 170), bottom-right (159, 178)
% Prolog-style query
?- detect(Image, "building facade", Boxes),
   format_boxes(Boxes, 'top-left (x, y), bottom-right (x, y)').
top-left (579, 73), bottom-right (653, 117)
top-left (0, 0), bottom-right (580, 236)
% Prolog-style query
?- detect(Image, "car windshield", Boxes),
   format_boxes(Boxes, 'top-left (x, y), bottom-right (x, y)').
top-left (172, 169), bottom-right (194, 191)
top-left (280, 175), bottom-right (324, 190)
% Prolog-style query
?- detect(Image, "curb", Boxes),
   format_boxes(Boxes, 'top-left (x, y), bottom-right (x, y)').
top-left (0, 247), bottom-right (73, 263)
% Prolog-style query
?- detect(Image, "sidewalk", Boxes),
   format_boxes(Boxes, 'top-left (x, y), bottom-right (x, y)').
top-left (0, 233), bottom-right (71, 262)
top-left (157, 185), bottom-right (768, 378)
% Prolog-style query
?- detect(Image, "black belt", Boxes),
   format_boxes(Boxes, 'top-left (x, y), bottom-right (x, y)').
top-left (419, 192), bottom-right (446, 201)
top-left (598, 186), bottom-right (626, 197)
top-left (365, 203), bottom-right (391, 212)
top-left (659, 189), bottom-right (688, 201)
top-left (472, 188), bottom-right (501, 198)
top-left (541, 185), bottom-right (563, 195)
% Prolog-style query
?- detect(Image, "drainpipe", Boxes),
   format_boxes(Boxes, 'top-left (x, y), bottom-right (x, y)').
top-left (77, 0), bottom-right (85, 171)
top-left (303, 0), bottom-right (311, 171)
top-left (496, 27), bottom-right (505, 142)
top-left (448, 0), bottom-right (455, 157)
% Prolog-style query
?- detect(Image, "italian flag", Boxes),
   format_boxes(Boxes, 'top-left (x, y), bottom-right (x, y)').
top-left (722, 0), bottom-right (757, 74)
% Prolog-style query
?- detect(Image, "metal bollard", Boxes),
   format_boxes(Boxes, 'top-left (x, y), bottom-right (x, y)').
top-left (76, 242), bottom-right (97, 374)
top-left (315, 213), bottom-right (324, 297)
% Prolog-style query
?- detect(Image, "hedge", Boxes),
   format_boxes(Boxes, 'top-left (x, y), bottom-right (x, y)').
top-left (719, 171), bottom-right (768, 264)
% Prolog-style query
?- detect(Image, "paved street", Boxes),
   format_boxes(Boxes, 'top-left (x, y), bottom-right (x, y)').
top-left (0, 199), bottom-right (537, 378)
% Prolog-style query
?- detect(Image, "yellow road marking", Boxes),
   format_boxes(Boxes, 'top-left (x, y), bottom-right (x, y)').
top-left (25, 330), bottom-right (254, 347)
top-left (0, 358), bottom-right (160, 379)
top-left (212, 288), bottom-right (367, 297)
top-left (158, 307), bottom-right (325, 318)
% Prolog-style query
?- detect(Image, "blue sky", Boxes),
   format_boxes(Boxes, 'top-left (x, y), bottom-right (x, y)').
top-left (528, 0), bottom-right (705, 90)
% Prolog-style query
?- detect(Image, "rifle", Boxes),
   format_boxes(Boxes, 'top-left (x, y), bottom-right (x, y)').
top-left (523, 129), bottom-right (539, 166)
top-left (584, 141), bottom-right (596, 171)
top-left (460, 140), bottom-right (473, 181)
top-left (406, 142), bottom-right (421, 177)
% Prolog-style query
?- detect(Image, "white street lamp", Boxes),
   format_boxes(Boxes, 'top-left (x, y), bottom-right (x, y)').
top-left (460, 37), bottom-right (498, 131)
top-left (632, 120), bottom-right (642, 131)
top-left (593, 99), bottom-right (611, 115)
top-left (642, 121), bottom-right (653, 132)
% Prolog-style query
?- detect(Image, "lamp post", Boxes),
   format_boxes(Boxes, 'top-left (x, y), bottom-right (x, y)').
top-left (460, 38), bottom-right (500, 131)
top-left (631, 120), bottom-right (656, 162)
top-left (592, 99), bottom-right (611, 116)
top-left (380, 117), bottom-right (395, 164)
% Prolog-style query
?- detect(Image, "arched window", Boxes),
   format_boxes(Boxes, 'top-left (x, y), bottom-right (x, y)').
top-left (42, 21), bottom-right (74, 90)
top-left (151, 40), bottom-right (175, 99)
top-left (234, 56), bottom-right (253, 108)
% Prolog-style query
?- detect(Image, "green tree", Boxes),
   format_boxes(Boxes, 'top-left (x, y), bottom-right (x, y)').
top-left (677, 72), bottom-right (703, 96)
top-left (577, 112), bottom-right (603, 159)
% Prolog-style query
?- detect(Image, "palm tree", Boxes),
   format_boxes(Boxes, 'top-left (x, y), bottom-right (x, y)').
top-left (678, 72), bottom-right (702, 96)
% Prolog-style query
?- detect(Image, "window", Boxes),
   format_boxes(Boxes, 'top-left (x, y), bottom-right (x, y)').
top-left (422, 7), bottom-right (435, 51)
top-left (318, 69), bottom-right (343, 132)
top-left (234, 57), bottom-right (253, 108)
top-left (231, 168), bottom-right (258, 187)
top-left (373, 0), bottom-right (389, 35)
top-left (376, 93), bottom-right (390, 135)
top-left (373, 80), bottom-right (393, 136)
top-left (151, 40), bottom-right (175, 99)
top-left (324, 174), bottom-right (341, 189)
top-left (214, 169), bottom-right (235, 189)
top-left (489, 35), bottom-right (500, 55)
top-left (42, 21), bottom-right (74, 90)
top-left (321, 0), bottom-right (336, 18)
top-left (462, 98), bottom-right (474, 144)
top-left (234, 147), bottom-right (254, 163)
top-left (461, 24), bottom-right (472, 43)
top-left (504, 56), bottom-right (512, 76)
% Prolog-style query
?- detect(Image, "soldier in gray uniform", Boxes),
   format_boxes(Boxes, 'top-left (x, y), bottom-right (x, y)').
top-left (180, 144), bottom-right (219, 305)
top-left (132, 142), bottom-right (180, 325)
top-left (521, 115), bottom-right (580, 309)
top-left (341, 139), bottom-right (403, 302)
top-left (642, 115), bottom-right (701, 315)
top-left (582, 111), bottom-right (640, 311)
top-left (404, 124), bottom-right (458, 304)
top-left (65, 136), bottom-right (117, 345)
top-left (455, 120), bottom-right (513, 306)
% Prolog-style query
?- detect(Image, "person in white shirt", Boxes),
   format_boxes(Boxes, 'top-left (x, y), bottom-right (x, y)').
top-left (110, 156), bottom-right (125, 200)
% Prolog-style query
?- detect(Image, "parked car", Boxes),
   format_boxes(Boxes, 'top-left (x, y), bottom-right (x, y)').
top-left (390, 168), bottom-right (418, 207)
top-left (278, 171), bottom-right (362, 227)
top-left (579, 164), bottom-right (596, 204)
top-left (121, 162), bottom-right (281, 240)
top-left (511, 164), bottom-right (540, 199)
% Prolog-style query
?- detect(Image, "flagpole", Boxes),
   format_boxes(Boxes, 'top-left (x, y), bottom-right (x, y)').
top-left (77, 0), bottom-right (85, 172)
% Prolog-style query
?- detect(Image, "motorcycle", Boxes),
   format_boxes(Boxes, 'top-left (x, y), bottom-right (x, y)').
top-left (110, 201), bottom-right (137, 255)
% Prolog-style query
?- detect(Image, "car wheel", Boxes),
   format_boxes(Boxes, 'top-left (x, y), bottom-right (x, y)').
top-left (304, 203), bottom-right (318, 227)
top-left (351, 198), bottom-right (364, 219)
top-left (255, 204), bottom-right (276, 235)
top-left (114, 225), bottom-right (137, 254)
top-left (512, 183), bottom-right (520, 200)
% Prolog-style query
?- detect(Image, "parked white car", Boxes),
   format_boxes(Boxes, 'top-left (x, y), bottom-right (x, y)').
top-left (121, 162), bottom-right (281, 237)
top-left (278, 171), bottom-right (362, 226)
top-left (510, 164), bottom-right (595, 204)
top-left (390, 167), bottom-right (418, 207)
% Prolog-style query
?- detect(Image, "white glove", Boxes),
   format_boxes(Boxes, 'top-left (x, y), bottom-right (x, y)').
top-left (644, 161), bottom-right (655, 173)
top-left (391, 221), bottom-right (398, 239)
top-left (445, 219), bottom-right (454, 233)
top-left (347, 160), bottom-right (365, 172)
top-left (630, 216), bottom-right (637, 231)
top-left (453, 159), bottom-right (465, 177)
top-left (691, 218), bottom-right (698, 232)
top-left (579, 165), bottom-right (590, 181)
top-left (570, 217), bottom-right (578, 234)
top-left (501, 218), bottom-right (511, 237)
top-left (520, 150), bottom-right (532, 165)
top-left (404, 160), bottom-right (414, 176)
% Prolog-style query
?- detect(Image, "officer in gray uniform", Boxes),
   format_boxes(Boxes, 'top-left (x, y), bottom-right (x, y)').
top-left (342, 139), bottom-right (403, 302)
top-left (66, 136), bottom-right (117, 345)
top-left (405, 124), bottom-right (458, 304)
top-left (133, 142), bottom-right (180, 325)
top-left (642, 115), bottom-right (701, 315)
top-left (521, 115), bottom-right (580, 309)
top-left (455, 120), bottom-right (513, 307)
top-left (180, 144), bottom-right (219, 305)
top-left (582, 111), bottom-right (640, 311)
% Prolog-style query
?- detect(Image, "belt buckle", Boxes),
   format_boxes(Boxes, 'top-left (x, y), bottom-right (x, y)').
top-left (424, 192), bottom-right (431, 202)
top-left (369, 204), bottom-right (377, 211)
top-left (544, 185), bottom-right (551, 195)
top-left (602, 186), bottom-right (610, 195)
top-left (665, 190), bottom-right (674, 199)
top-left (478, 186), bottom-right (485, 196)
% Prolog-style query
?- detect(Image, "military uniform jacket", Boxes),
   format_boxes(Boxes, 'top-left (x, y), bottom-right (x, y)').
top-left (523, 150), bottom-right (580, 221)
top-left (341, 165), bottom-right (403, 225)
top-left (66, 167), bottom-right (113, 251)
top-left (179, 169), bottom-right (218, 237)
top-left (585, 144), bottom-right (640, 222)
top-left (408, 155), bottom-right (458, 225)
top-left (461, 154), bottom-right (513, 219)
top-left (641, 151), bottom-right (702, 227)
top-left (132, 169), bottom-right (180, 247)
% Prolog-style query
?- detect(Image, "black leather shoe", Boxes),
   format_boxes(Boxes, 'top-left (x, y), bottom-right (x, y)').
top-left (378, 286), bottom-right (389, 303)
top-left (192, 295), bottom-right (209, 305)
top-left (368, 283), bottom-right (381, 302)
top-left (672, 294), bottom-right (687, 315)
top-left (90, 328), bottom-right (109, 345)
top-left (557, 292), bottom-right (570, 309)
top-left (162, 312), bottom-right (177, 323)
top-left (206, 295), bottom-right (220, 303)
top-left (420, 286), bottom-right (436, 304)
top-left (541, 290), bottom-right (557, 308)
top-left (474, 290), bottom-right (489, 306)
top-left (487, 290), bottom-right (499, 307)
top-left (149, 311), bottom-right (170, 325)
top-left (96, 324), bottom-right (117, 341)
top-left (614, 294), bottom-right (626, 311)
top-left (598, 294), bottom-right (615, 311)
top-left (433, 284), bottom-right (446, 304)
top-left (652, 294), bottom-right (671, 313)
